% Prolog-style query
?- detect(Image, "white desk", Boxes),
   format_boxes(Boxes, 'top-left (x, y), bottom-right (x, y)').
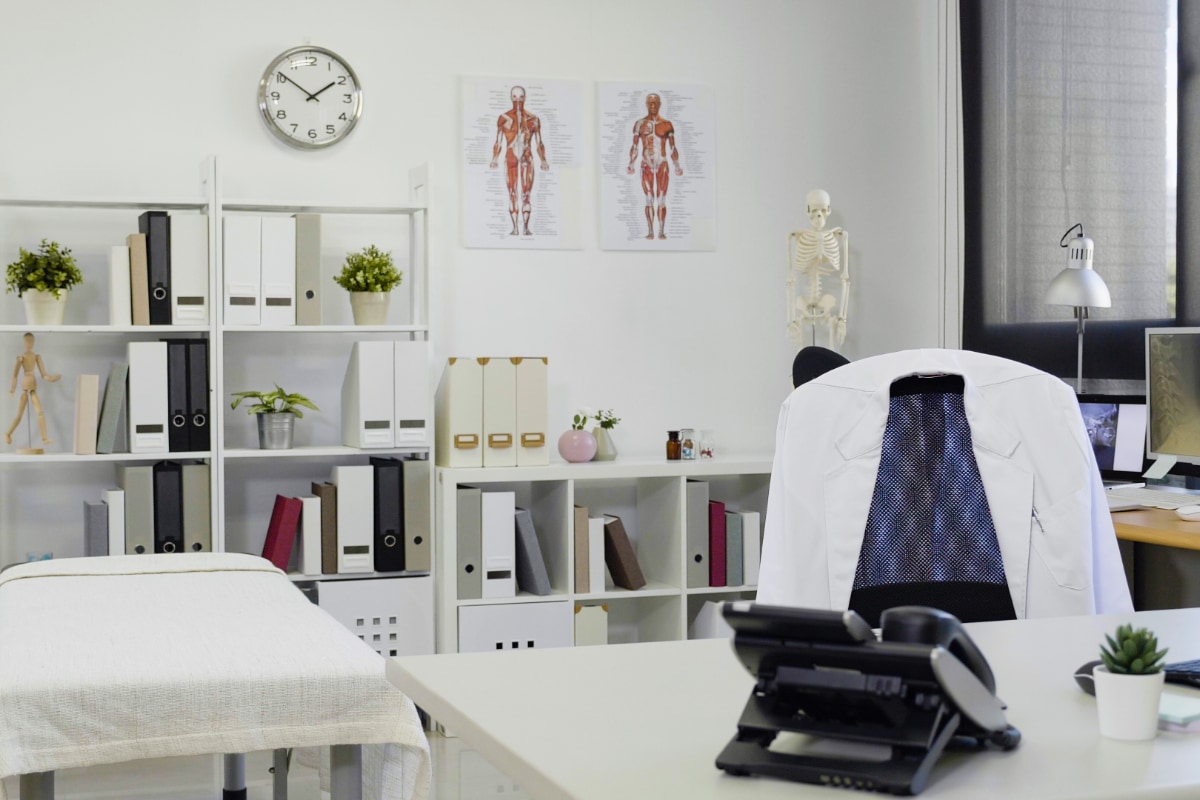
top-left (387, 608), bottom-right (1200, 799)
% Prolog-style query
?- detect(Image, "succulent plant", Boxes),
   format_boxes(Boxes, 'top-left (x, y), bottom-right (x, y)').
top-left (1099, 624), bottom-right (1168, 675)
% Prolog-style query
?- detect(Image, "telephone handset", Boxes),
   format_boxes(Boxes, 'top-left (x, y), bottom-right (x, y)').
top-left (880, 605), bottom-right (996, 693)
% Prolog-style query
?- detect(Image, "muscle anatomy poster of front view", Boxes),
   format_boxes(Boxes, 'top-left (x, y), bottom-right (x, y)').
top-left (599, 82), bottom-right (716, 251)
top-left (461, 76), bottom-right (585, 249)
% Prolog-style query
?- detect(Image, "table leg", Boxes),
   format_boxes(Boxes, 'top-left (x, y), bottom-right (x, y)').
top-left (330, 744), bottom-right (363, 800)
top-left (273, 748), bottom-right (289, 800)
top-left (19, 771), bottom-right (53, 800)
top-left (223, 753), bottom-right (247, 800)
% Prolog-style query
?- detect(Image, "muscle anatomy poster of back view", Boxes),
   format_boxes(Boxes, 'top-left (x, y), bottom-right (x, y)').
top-left (461, 76), bottom-right (585, 249)
top-left (599, 82), bottom-right (716, 251)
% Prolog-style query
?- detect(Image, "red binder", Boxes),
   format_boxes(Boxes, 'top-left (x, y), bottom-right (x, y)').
top-left (262, 495), bottom-right (302, 571)
top-left (709, 500), bottom-right (727, 587)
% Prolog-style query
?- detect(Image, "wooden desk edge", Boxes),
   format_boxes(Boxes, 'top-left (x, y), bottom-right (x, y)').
top-left (1113, 508), bottom-right (1200, 551)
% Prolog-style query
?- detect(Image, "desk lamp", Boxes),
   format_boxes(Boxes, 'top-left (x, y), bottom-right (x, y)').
top-left (1045, 224), bottom-right (1111, 393)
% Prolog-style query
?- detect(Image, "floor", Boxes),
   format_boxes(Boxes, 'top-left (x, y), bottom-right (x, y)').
top-left (0, 734), bottom-right (530, 800)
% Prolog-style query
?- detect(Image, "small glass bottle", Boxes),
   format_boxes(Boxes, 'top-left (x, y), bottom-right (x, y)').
top-left (699, 429), bottom-right (715, 460)
top-left (666, 430), bottom-right (681, 460)
top-left (680, 428), bottom-right (697, 460)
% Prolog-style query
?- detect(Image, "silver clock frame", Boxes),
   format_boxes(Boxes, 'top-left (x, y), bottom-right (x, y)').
top-left (258, 45), bottom-right (363, 150)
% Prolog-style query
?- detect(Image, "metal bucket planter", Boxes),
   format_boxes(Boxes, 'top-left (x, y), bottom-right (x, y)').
top-left (257, 412), bottom-right (295, 449)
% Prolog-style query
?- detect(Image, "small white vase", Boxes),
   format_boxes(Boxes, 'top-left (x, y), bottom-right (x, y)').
top-left (22, 289), bottom-right (68, 325)
top-left (1093, 666), bottom-right (1164, 740)
top-left (349, 292), bottom-right (390, 325)
top-left (592, 427), bottom-right (617, 461)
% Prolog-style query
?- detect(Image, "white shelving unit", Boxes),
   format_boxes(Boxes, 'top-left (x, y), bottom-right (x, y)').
top-left (434, 456), bottom-right (773, 654)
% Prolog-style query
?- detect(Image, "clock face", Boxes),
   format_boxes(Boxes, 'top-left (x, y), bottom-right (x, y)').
top-left (258, 46), bottom-right (362, 149)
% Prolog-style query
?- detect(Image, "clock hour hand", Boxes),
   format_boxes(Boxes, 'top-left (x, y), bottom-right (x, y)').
top-left (308, 81), bottom-right (337, 101)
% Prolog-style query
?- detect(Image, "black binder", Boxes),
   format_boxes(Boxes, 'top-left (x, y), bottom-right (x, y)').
top-left (186, 339), bottom-right (210, 452)
top-left (152, 460), bottom-right (184, 554)
top-left (138, 211), bottom-right (172, 325)
top-left (164, 340), bottom-right (190, 452)
top-left (370, 456), bottom-right (405, 572)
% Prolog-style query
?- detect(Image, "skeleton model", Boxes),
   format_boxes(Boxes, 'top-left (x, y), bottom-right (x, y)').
top-left (627, 94), bottom-right (683, 240)
top-left (489, 86), bottom-right (549, 236)
top-left (787, 189), bottom-right (849, 349)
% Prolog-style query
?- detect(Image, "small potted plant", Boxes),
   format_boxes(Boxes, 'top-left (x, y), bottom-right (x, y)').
top-left (230, 384), bottom-right (319, 450)
top-left (333, 245), bottom-right (403, 325)
top-left (5, 239), bottom-right (84, 325)
top-left (558, 409), bottom-right (597, 463)
top-left (1093, 623), bottom-right (1168, 740)
top-left (591, 409), bottom-right (621, 462)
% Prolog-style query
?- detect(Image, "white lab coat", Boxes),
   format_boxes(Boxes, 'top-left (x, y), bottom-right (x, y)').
top-left (757, 349), bottom-right (1133, 618)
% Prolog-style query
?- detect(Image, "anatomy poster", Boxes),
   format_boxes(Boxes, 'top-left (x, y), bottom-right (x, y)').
top-left (599, 82), bottom-right (716, 251)
top-left (461, 76), bottom-right (584, 249)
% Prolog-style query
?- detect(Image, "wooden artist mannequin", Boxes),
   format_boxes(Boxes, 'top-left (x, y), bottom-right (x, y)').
top-left (6, 332), bottom-right (60, 450)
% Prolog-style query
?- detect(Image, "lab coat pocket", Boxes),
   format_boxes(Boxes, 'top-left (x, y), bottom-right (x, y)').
top-left (1031, 488), bottom-right (1090, 591)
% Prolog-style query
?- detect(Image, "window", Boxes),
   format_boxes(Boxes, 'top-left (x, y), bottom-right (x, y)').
top-left (961, 0), bottom-right (1179, 382)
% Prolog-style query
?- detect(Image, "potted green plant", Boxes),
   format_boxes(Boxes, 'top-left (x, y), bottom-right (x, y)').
top-left (591, 408), bottom-right (621, 462)
top-left (1093, 623), bottom-right (1168, 740)
top-left (230, 385), bottom-right (319, 450)
top-left (5, 239), bottom-right (84, 325)
top-left (333, 244), bottom-right (403, 325)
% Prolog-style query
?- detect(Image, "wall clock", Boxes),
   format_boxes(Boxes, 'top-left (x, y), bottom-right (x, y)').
top-left (258, 46), bottom-right (362, 149)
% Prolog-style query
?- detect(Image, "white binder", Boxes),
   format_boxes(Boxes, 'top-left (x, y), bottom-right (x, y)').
top-left (331, 465), bottom-right (373, 573)
top-left (435, 358), bottom-right (483, 468)
top-left (126, 341), bottom-right (168, 453)
top-left (574, 604), bottom-right (608, 647)
top-left (341, 340), bottom-right (395, 448)
top-left (515, 357), bottom-right (549, 467)
top-left (740, 510), bottom-right (761, 585)
top-left (103, 488), bottom-right (125, 559)
top-left (482, 358), bottom-right (517, 468)
top-left (109, 245), bottom-right (132, 326)
top-left (223, 215), bottom-right (261, 325)
top-left (481, 490), bottom-right (516, 598)
top-left (260, 216), bottom-right (296, 326)
top-left (458, 601), bottom-right (572, 653)
top-left (588, 517), bottom-right (607, 593)
top-left (393, 341), bottom-right (431, 447)
top-left (169, 213), bottom-right (209, 324)
top-left (299, 495), bottom-right (322, 577)
top-left (294, 214), bottom-right (322, 325)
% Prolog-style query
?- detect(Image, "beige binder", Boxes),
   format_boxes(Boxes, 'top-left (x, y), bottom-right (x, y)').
top-left (515, 357), bottom-right (549, 467)
top-left (182, 463), bottom-right (211, 553)
top-left (126, 233), bottom-right (150, 326)
top-left (435, 358), bottom-right (483, 468)
top-left (73, 374), bottom-right (100, 456)
top-left (118, 465), bottom-right (154, 555)
top-left (482, 358), bottom-right (517, 468)
top-left (402, 458), bottom-right (432, 572)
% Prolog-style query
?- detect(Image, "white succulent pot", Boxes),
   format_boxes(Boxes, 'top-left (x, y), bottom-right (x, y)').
top-left (349, 291), bottom-right (390, 325)
top-left (1093, 666), bottom-right (1164, 740)
top-left (22, 289), bottom-right (68, 325)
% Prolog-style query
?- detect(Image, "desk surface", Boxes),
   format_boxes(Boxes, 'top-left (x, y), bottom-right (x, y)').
top-left (389, 608), bottom-right (1200, 800)
top-left (1113, 507), bottom-right (1200, 551)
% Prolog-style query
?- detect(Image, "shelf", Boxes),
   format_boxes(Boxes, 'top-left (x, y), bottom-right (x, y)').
top-left (222, 324), bottom-right (429, 334)
top-left (222, 201), bottom-right (426, 215)
top-left (686, 585), bottom-right (758, 595)
top-left (573, 581), bottom-right (681, 602)
top-left (437, 455), bottom-right (775, 484)
top-left (0, 196), bottom-right (208, 211)
top-left (0, 451), bottom-right (211, 464)
top-left (0, 325), bottom-right (211, 334)
top-left (457, 591), bottom-right (572, 607)
top-left (224, 445), bottom-right (429, 459)
top-left (288, 570), bottom-right (430, 583)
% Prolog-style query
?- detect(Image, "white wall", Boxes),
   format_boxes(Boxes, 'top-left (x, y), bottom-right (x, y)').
top-left (0, 0), bottom-right (943, 457)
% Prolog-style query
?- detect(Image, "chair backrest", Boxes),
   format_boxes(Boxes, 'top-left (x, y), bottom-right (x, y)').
top-left (847, 374), bottom-right (1017, 627)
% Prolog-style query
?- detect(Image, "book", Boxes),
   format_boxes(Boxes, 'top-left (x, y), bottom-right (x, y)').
top-left (573, 505), bottom-right (589, 593)
top-left (109, 245), bottom-right (132, 326)
top-left (95, 362), bottom-right (129, 454)
top-left (740, 510), bottom-right (761, 585)
top-left (312, 482), bottom-right (338, 575)
top-left (126, 233), bottom-right (150, 326)
top-left (262, 494), bottom-right (303, 571)
top-left (84, 500), bottom-right (108, 557)
top-left (709, 500), bottom-right (727, 587)
top-left (72, 374), bottom-right (100, 455)
top-left (514, 508), bottom-right (552, 596)
top-left (725, 510), bottom-right (743, 587)
top-left (602, 514), bottom-right (646, 591)
top-left (588, 517), bottom-right (606, 593)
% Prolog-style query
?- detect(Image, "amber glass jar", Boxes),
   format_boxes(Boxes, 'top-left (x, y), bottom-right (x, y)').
top-left (666, 430), bottom-right (681, 460)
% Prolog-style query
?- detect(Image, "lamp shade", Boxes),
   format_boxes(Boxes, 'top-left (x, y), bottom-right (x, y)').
top-left (1045, 266), bottom-right (1112, 308)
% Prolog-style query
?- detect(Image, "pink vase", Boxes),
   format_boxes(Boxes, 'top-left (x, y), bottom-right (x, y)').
top-left (558, 430), bottom-right (598, 463)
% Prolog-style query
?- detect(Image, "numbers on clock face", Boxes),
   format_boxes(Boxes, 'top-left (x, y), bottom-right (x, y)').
top-left (258, 47), bottom-right (362, 148)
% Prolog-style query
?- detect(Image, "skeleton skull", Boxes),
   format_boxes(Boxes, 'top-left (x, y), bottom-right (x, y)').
top-left (806, 189), bottom-right (832, 231)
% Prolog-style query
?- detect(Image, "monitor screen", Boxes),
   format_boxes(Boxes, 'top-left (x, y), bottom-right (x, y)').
top-left (1077, 395), bottom-right (1146, 478)
top-left (1146, 327), bottom-right (1200, 464)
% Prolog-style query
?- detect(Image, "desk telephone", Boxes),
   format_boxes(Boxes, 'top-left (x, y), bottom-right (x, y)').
top-left (716, 603), bottom-right (1020, 795)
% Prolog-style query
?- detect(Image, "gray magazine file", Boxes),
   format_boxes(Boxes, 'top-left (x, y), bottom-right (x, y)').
top-left (514, 508), bottom-right (552, 596)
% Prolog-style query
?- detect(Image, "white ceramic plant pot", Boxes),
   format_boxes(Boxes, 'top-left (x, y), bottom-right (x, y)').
top-left (1093, 666), bottom-right (1164, 740)
top-left (349, 291), bottom-right (390, 325)
top-left (22, 289), bottom-right (67, 325)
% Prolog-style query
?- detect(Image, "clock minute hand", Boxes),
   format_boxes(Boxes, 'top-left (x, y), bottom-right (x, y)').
top-left (308, 81), bottom-right (337, 101)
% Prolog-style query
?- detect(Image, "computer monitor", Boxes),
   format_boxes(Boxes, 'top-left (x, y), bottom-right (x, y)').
top-left (1145, 327), bottom-right (1200, 466)
top-left (1077, 394), bottom-right (1147, 480)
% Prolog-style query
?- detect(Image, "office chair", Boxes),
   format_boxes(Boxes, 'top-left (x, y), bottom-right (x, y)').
top-left (792, 345), bottom-right (849, 388)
